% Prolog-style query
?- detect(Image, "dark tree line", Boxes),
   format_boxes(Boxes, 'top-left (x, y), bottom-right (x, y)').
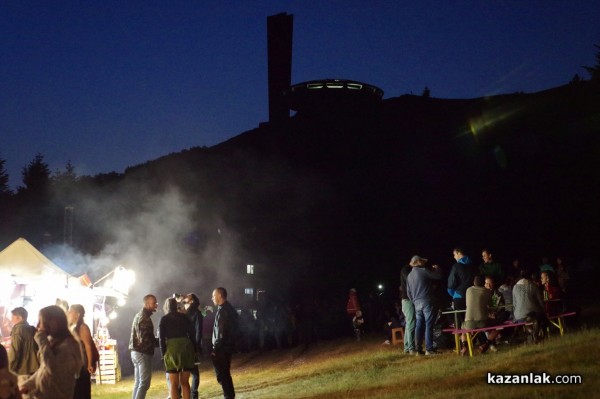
top-left (583, 43), bottom-right (600, 82)
top-left (0, 43), bottom-right (598, 300)
top-left (0, 153), bottom-right (95, 249)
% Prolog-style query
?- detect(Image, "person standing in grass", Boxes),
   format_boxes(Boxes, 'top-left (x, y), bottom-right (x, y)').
top-left (346, 288), bottom-right (361, 337)
top-left (159, 297), bottom-right (196, 399)
top-left (129, 294), bottom-right (159, 399)
top-left (182, 293), bottom-right (203, 399)
top-left (211, 287), bottom-right (238, 399)
top-left (479, 249), bottom-right (504, 286)
top-left (447, 248), bottom-right (477, 328)
top-left (400, 261), bottom-right (417, 354)
top-left (406, 255), bottom-right (442, 355)
top-left (19, 305), bottom-right (83, 398)
top-left (67, 304), bottom-right (97, 399)
top-left (8, 307), bottom-right (39, 385)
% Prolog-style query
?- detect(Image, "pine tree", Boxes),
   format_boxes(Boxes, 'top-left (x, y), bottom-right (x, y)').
top-left (21, 153), bottom-right (51, 195)
top-left (583, 43), bottom-right (600, 81)
top-left (0, 155), bottom-right (11, 196)
top-left (52, 160), bottom-right (79, 205)
top-left (52, 160), bottom-right (78, 185)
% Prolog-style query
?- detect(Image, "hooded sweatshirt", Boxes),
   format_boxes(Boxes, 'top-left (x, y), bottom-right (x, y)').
top-left (447, 256), bottom-right (477, 299)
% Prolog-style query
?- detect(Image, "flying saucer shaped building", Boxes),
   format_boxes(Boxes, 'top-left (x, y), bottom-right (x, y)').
top-left (285, 79), bottom-right (384, 114)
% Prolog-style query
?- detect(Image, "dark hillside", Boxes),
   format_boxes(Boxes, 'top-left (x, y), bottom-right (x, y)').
top-left (2, 81), bottom-right (597, 308)
top-left (120, 80), bottom-right (599, 297)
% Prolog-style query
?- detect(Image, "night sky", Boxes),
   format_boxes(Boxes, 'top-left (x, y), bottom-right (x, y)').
top-left (2, 1), bottom-right (599, 189)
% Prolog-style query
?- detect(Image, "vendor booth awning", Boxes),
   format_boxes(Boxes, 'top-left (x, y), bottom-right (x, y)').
top-left (0, 237), bottom-right (75, 284)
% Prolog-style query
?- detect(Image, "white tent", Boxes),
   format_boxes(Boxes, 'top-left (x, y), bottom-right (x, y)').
top-left (0, 238), bottom-right (86, 328)
top-left (0, 237), bottom-right (75, 285)
top-left (0, 238), bottom-right (130, 335)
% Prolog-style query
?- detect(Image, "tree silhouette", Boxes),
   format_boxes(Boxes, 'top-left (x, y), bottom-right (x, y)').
top-left (20, 153), bottom-right (51, 195)
top-left (583, 43), bottom-right (600, 81)
top-left (570, 74), bottom-right (582, 84)
top-left (0, 154), bottom-right (10, 196)
top-left (52, 160), bottom-right (79, 206)
top-left (52, 160), bottom-right (78, 185)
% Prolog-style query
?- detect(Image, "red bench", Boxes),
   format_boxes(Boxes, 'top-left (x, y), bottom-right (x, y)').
top-left (547, 311), bottom-right (577, 336)
top-left (442, 321), bottom-right (530, 357)
top-left (442, 311), bottom-right (577, 357)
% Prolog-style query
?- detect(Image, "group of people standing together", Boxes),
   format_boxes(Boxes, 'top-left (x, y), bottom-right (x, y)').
top-left (129, 287), bottom-right (238, 399)
top-left (0, 285), bottom-right (239, 399)
top-left (393, 247), bottom-right (570, 356)
top-left (0, 303), bottom-right (98, 399)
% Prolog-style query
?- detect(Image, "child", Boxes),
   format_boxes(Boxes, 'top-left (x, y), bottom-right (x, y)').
top-left (352, 310), bottom-right (365, 341)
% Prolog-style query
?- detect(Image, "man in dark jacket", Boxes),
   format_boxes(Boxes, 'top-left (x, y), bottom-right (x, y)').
top-left (447, 247), bottom-right (477, 327)
top-left (8, 307), bottom-right (40, 378)
top-left (184, 293), bottom-right (203, 399)
top-left (211, 287), bottom-right (238, 399)
top-left (129, 294), bottom-right (158, 399)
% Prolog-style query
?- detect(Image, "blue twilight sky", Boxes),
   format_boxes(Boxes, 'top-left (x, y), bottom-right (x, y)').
top-left (1, 1), bottom-right (599, 189)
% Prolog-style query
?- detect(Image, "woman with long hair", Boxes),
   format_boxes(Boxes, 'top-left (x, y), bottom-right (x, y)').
top-left (159, 297), bottom-right (196, 399)
top-left (67, 304), bottom-right (97, 399)
top-left (19, 305), bottom-right (83, 399)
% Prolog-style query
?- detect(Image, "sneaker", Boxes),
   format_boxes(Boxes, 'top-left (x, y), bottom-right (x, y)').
top-left (489, 344), bottom-right (498, 352)
top-left (425, 350), bottom-right (440, 356)
top-left (382, 340), bottom-right (391, 345)
top-left (478, 342), bottom-right (490, 354)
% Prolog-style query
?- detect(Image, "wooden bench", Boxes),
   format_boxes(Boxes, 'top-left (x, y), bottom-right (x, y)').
top-left (442, 311), bottom-right (577, 357)
top-left (547, 311), bottom-right (577, 336)
top-left (440, 309), bottom-right (466, 355)
top-left (442, 321), bottom-right (530, 357)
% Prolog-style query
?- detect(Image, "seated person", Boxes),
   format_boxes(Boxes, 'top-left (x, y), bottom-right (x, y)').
top-left (485, 276), bottom-right (510, 324)
top-left (541, 271), bottom-right (563, 316)
top-left (382, 301), bottom-right (405, 344)
top-left (498, 276), bottom-right (515, 319)
top-left (461, 275), bottom-right (500, 355)
top-left (512, 269), bottom-right (545, 323)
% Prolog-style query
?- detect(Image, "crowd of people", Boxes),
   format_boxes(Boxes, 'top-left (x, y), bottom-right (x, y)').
top-left (129, 287), bottom-right (238, 399)
top-left (0, 252), bottom-right (576, 398)
top-left (344, 248), bottom-right (574, 357)
top-left (0, 286), bottom-right (238, 399)
top-left (0, 304), bottom-right (90, 399)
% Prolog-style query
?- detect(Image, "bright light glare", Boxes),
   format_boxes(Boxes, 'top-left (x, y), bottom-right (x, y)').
top-left (378, 284), bottom-right (384, 290)
top-left (112, 266), bottom-right (135, 294)
top-left (93, 308), bottom-right (103, 320)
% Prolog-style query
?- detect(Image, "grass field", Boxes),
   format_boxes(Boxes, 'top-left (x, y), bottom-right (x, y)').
top-left (92, 324), bottom-right (599, 399)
